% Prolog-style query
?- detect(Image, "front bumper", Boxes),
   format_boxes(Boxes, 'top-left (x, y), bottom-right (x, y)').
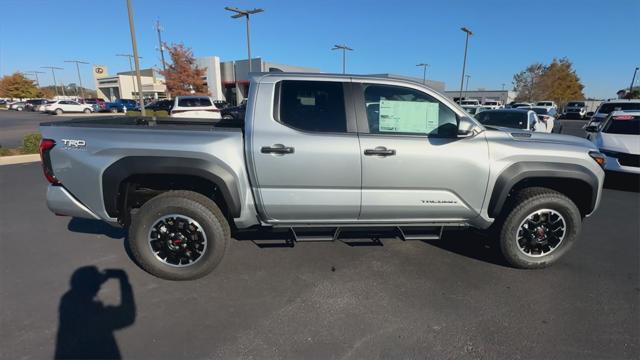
top-left (46, 185), bottom-right (100, 219)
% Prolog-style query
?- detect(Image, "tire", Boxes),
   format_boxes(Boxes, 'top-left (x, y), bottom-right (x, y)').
top-left (83, 108), bottom-right (91, 114)
top-left (54, 108), bottom-right (63, 115)
top-left (16, 106), bottom-right (23, 111)
top-left (498, 187), bottom-right (582, 269)
top-left (128, 190), bottom-right (230, 280)
top-left (222, 114), bottom-right (234, 120)
top-left (110, 108), bottom-right (118, 113)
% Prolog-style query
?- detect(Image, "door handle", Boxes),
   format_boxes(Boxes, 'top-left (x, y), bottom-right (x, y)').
top-left (261, 144), bottom-right (295, 155)
top-left (364, 147), bottom-right (396, 156)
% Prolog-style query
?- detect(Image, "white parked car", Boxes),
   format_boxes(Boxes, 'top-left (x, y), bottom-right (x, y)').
top-left (8, 101), bottom-right (26, 111)
top-left (587, 111), bottom-right (640, 174)
top-left (170, 96), bottom-right (221, 119)
top-left (483, 100), bottom-right (503, 109)
top-left (459, 99), bottom-right (480, 106)
top-left (44, 100), bottom-right (93, 115)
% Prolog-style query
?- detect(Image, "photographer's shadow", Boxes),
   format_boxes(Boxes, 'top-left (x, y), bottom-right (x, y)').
top-left (54, 266), bottom-right (136, 360)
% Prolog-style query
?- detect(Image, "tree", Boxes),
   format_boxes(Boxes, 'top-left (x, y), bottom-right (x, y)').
top-left (160, 43), bottom-right (208, 96)
top-left (0, 73), bottom-right (41, 98)
top-left (513, 63), bottom-right (545, 102)
top-left (512, 58), bottom-right (585, 107)
top-left (536, 58), bottom-right (585, 106)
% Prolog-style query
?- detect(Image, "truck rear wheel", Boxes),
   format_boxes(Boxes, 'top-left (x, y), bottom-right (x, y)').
top-left (128, 190), bottom-right (230, 280)
top-left (498, 187), bottom-right (581, 269)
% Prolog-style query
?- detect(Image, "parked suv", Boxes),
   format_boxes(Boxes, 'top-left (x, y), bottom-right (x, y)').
top-left (588, 99), bottom-right (640, 125)
top-left (39, 73), bottom-right (605, 280)
top-left (44, 100), bottom-right (93, 115)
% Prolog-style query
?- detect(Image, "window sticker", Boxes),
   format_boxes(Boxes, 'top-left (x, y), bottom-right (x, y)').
top-left (378, 100), bottom-right (439, 133)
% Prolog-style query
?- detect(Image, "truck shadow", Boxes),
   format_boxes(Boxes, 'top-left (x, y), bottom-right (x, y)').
top-left (423, 229), bottom-right (509, 267)
top-left (67, 218), bottom-right (126, 239)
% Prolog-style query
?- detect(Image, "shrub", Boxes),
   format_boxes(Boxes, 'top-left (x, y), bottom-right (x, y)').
top-left (22, 133), bottom-right (42, 154)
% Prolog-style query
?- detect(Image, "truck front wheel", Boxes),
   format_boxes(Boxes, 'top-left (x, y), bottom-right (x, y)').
top-left (128, 191), bottom-right (230, 280)
top-left (498, 187), bottom-right (582, 269)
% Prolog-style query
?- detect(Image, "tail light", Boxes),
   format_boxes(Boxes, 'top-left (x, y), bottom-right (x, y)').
top-left (39, 139), bottom-right (59, 184)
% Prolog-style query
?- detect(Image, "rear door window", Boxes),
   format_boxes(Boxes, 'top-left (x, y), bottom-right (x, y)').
top-left (276, 80), bottom-right (347, 133)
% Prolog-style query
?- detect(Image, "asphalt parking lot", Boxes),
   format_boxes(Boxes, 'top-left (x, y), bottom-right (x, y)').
top-left (0, 110), bottom-right (122, 148)
top-left (0, 115), bottom-right (639, 359)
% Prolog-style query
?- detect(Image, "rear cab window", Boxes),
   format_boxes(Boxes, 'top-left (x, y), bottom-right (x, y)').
top-left (178, 97), bottom-right (213, 107)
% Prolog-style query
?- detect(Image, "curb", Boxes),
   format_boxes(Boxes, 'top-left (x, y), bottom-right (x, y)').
top-left (0, 154), bottom-right (40, 166)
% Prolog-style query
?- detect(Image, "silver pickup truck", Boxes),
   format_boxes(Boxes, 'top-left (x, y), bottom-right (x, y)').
top-left (39, 73), bottom-right (606, 280)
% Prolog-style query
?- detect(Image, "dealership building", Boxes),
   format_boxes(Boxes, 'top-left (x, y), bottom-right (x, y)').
top-left (93, 56), bottom-right (320, 104)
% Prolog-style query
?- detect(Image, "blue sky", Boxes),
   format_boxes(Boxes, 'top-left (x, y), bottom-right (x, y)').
top-left (1, 0), bottom-right (638, 98)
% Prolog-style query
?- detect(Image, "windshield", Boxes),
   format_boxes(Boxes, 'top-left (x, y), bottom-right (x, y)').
top-left (475, 111), bottom-right (528, 129)
top-left (532, 108), bottom-right (548, 114)
top-left (567, 102), bottom-right (585, 107)
top-left (597, 102), bottom-right (640, 114)
top-left (602, 115), bottom-right (640, 135)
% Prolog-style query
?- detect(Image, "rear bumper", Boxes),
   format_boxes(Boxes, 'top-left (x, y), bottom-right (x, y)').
top-left (46, 185), bottom-right (100, 220)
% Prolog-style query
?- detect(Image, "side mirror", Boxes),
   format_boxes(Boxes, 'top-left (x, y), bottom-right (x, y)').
top-left (586, 112), bottom-right (594, 117)
top-left (458, 117), bottom-right (478, 138)
top-left (584, 125), bottom-right (598, 133)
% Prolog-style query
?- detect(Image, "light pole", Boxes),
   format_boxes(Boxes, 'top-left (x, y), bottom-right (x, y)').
top-left (41, 66), bottom-right (64, 97)
top-left (630, 67), bottom-right (639, 95)
top-left (416, 63), bottom-right (429, 84)
top-left (126, 0), bottom-right (146, 116)
top-left (502, 83), bottom-right (506, 91)
top-left (465, 74), bottom-right (471, 96)
top-left (458, 27), bottom-right (473, 102)
top-left (332, 44), bottom-right (353, 74)
top-left (64, 60), bottom-right (89, 99)
top-left (155, 20), bottom-right (167, 74)
top-left (25, 71), bottom-right (45, 87)
top-left (225, 7), bottom-right (264, 74)
top-left (117, 54), bottom-right (143, 98)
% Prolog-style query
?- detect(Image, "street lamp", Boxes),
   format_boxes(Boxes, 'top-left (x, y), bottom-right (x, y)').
top-left (126, 0), bottom-right (146, 116)
top-left (117, 54), bottom-right (143, 98)
top-left (224, 6), bottom-right (264, 74)
top-left (630, 67), bottom-right (639, 95)
top-left (465, 74), bottom-right (471, 96)
top-left (64, 60), bottom-right (89, 99)
top-left (458, 27), bottom-right (473, 102)
top-left (332, 44), bottom-right (353, 74)
top-left (41, 66), bottom-right (64, 97)
top-left (416, 63), bottom-right (429, 84)
top-left (25, 71), bottom-right (45, 87)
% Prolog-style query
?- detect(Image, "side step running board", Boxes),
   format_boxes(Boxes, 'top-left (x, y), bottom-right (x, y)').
top-left (288, 226), bottom-right (444, 242)
top-left (290, 227), bottom-right (341, 242)
top-left (397, 226), bottom-right (443, 241)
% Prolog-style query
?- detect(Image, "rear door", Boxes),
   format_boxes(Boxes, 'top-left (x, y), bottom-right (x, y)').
top-left (354, 81), bottom-right (490, 222)
top-left (250, 78), bottom-right (361, 223)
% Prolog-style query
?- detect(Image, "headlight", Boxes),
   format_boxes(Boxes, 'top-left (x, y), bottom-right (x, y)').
top-left (589, 151), bottom-right (606, 168)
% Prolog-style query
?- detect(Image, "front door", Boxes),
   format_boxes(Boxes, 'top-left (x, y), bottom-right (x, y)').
top-left (354, 82), bottom-right (490, 222)
top-left (250, 79), bottom-right (361, 223)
